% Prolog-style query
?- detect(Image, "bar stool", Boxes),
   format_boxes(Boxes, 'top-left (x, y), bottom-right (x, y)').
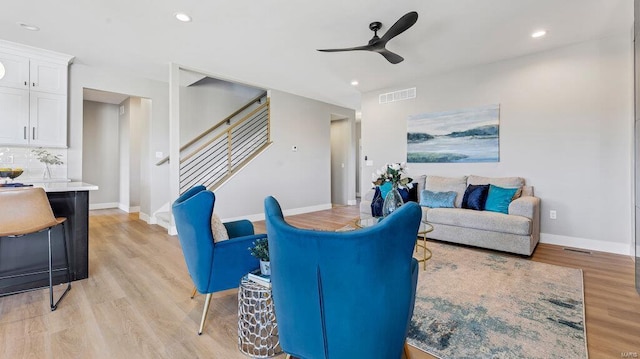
top-left (0, 187), bottom-right (71, 311)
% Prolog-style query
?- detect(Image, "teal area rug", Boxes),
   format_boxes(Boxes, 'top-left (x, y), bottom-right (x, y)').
top-left (408, 241), bottom-right (587, 359)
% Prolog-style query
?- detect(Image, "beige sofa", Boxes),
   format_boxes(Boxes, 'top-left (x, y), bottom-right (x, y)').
top-left (360, 175), bottom-right (540, 256)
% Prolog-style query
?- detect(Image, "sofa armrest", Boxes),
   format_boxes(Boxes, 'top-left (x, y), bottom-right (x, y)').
top-left (508, 196), bottom-right (540, 219)
top-left (359, 188), bottom-right (376, 219)
top-left (363, 188), bottom-right (375, 201)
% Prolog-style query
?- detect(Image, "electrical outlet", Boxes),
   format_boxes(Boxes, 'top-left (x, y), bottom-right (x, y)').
top-left (549, 210), bottom-right (557, 220)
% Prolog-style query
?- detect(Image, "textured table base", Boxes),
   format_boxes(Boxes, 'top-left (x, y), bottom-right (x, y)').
top-left (238, 278), bottom-right (282, 358)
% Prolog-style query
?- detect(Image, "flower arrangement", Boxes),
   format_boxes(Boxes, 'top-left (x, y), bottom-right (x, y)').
top-left (371, 162), bottom-right (413, 188)
top-left (31, 148), bottom-right (63, 179)
top-left (32, 148), bottom-right (63, 165)
top-left (248, 238), bottom-right (270, 262)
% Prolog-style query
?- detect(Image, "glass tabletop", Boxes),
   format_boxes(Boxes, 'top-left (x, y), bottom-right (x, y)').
top-left (354, 217), bottom-right (433, 234)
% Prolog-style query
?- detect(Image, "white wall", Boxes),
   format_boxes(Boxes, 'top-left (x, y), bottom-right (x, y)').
top-left (179, 77), bottom-right (263, 144)
top-left (68, 63), bottom-right (169, 219)
top-left (212, 90), bottom-right (355, 219)
top-left (118, 98), bottom-right (131, 209)
top-left (331, 117), bottom-right (349, 205)
top-left (361, 34), bottom-right (633, 255)
top-left (82, 100), bottom-right (119, 206)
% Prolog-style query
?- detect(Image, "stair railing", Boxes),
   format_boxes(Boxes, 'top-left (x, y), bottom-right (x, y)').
top-left (177, 98), bottom-right (271, 193)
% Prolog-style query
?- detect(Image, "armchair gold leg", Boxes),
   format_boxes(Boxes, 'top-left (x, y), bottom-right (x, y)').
top-left (190, 286), bottom-right (197, 299)
top-left (285, 355), bottom-right (291, 359)
top-left (404, 341), bottom-right (412, 359)
top-left (198, 293), bottom-right (212, 335)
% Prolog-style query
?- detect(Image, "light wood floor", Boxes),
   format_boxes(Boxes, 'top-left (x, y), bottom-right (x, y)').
top-left (0, 205), bottom-right (638, 358)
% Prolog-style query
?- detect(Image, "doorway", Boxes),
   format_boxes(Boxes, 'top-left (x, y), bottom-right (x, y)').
top-left (330, 114), bottom-right (357, 206)
top-left (82, 88), bottom-right (150, 212)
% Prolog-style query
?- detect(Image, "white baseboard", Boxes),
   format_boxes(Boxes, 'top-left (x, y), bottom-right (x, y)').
top-left (223, 203), bottom-right (333, 223)
top-left (139, 212), bottom-right (151, 223)
top-left (540, 233), bottom-right (632, 256)
top-left (117, 204), bottom-right (141, 213)
top-left (89, 202), bottom-right (119, 210)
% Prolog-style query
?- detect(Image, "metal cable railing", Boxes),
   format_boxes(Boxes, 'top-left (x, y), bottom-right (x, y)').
top-left (179, 99), bottom-right (271, 193)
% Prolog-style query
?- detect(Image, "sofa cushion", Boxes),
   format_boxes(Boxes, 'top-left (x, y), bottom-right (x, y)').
top-left (467, 175), bottom-right (524, 188)
top-left (467, 175), bottom-right (524, 199)
top-left (379, 182), bottom-right (393, 199)
top-left (462, 184), bottom-right (489, 210)
top-left (425, 175), bottom-right (467, 208)
top-left (420, 190), bottom-right (457, 208)
top-left (485, 185), bottom-right (519, 214)
top-left (398, 184), bottom-right (419, 203)
top-left (426, 208), bottom-right (531, 235)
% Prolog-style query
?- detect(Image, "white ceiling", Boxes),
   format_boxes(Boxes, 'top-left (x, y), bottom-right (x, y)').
top-left (1, 0), bottom-right (633, 109)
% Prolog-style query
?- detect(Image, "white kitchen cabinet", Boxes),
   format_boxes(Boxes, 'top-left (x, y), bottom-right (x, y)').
top-left (30, 59), bottom-right (67, 95)
top-left (0, 41), bottom-right (73, 148)
top-left (0, 52), bottom-right (29, 90)
top-left (29, 91), bottom-right (67, 147)
top-left (0, 86), bottom-right (29, 145)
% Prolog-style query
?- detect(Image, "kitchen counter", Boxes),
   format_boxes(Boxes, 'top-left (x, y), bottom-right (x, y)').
top-left (0, 182), bottom-right (98, 295)
top-left (31, 181), bottom-right (99, 192)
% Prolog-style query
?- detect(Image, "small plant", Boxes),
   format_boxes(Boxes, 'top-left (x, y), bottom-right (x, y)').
top-left (31, 148), bottom-right (63, 165)
top-left (31, 148), bottom-right (63, 179)
top-left (249, 238), bottom-right (269, 261)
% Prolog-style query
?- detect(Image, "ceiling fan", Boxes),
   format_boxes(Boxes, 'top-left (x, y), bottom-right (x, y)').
top-left (317, 11), bottom-right (418, 64)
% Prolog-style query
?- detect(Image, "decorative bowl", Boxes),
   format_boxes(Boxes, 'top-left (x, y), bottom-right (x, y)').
top-left (0, 168), bottom-right (24, 179)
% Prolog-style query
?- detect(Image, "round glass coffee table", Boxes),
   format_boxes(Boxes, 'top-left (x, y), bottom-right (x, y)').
top-left (354, 217), bottom-right (433, 270)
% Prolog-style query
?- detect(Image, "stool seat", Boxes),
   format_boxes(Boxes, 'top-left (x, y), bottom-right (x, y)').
top-left (0, 187), bottom-right (72, 311)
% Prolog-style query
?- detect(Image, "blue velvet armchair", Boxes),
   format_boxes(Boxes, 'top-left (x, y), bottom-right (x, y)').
top-left (172, 185), bottom-right (264, 334)
top-left (264, 196), bottom-right (421, 359)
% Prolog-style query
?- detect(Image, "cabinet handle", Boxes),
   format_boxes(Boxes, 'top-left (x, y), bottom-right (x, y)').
top-left (24, 81), bottom-right (27, 86)
top-left (23, 126), bottom-right (27, 140)
top-left (32, 127), bottom-right (36, 140)
top-left (32, 82), bottom-right (35, 87)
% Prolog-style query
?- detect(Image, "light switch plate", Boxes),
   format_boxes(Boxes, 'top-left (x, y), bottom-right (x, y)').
top-left (155, 151), bottom-right (163, 159)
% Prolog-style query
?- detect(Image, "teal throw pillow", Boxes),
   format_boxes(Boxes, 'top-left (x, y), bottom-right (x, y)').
top-left (420, 190), bottom-right (457, 208)
top-left (379, 182), bottom-right (393, 199)
top-left (484, 185), bottom-right (519, 214)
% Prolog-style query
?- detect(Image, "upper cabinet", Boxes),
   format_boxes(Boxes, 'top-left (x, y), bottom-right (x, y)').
top-left (0, 52), bottom-right (30, 90)
top-left (0, 40), bottom-right (73, 148)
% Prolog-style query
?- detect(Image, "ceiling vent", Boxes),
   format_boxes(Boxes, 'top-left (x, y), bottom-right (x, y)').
top-left (379, 87), bottom-right (416, 104)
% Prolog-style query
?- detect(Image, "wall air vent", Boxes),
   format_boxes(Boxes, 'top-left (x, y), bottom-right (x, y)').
top-left (379, 87), bottom-right (416, 104)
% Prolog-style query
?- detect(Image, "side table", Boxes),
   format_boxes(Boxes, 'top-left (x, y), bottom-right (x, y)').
top-left (238, 276), bottom-right (282, 358)
top-left (355, 217), bottom-right (433, 270)
top-left (416, 221), bottom-right (433, 270)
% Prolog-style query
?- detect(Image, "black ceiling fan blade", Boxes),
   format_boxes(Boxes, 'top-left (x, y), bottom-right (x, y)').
top-left (380, 11), bottom-right (418, 43)
top-left (378, 50), bottom-right (404, 64)
top-left (317, 45), bottom-right (372, 53)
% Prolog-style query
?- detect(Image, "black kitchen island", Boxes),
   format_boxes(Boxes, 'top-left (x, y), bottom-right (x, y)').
top-left (0, 182), bottom-right (98, 295)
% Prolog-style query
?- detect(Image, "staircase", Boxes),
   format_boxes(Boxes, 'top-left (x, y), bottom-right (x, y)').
top-left (154, 91), bottom-right (272, 233)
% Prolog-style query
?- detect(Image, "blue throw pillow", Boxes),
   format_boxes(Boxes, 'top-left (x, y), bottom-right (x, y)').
top-left (484, 185), bottom-right (519, 214)
top-left (462, 184), bottom-right (490, 211)
top-left (370, 186), bottom-right (384, 217)
top-left (379, 182), bottom-right (393, 199)
top-left (397, 184), bottom-right (418, 203)
top-left (419, 190), bottom-right (457, 208)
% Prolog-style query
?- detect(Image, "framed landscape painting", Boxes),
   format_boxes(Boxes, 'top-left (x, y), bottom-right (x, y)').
top-left (407, 104), bottom-right (500, 163)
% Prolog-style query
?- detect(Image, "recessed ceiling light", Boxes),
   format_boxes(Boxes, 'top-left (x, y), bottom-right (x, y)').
top-left (351, 80), bottom-right (359, 86)
top-left (531, 30), bottom-right (547, 39)
top-left (175, 12), bottom-right (192, 22)
top-left (18, 23), bottom-right (40, 31)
